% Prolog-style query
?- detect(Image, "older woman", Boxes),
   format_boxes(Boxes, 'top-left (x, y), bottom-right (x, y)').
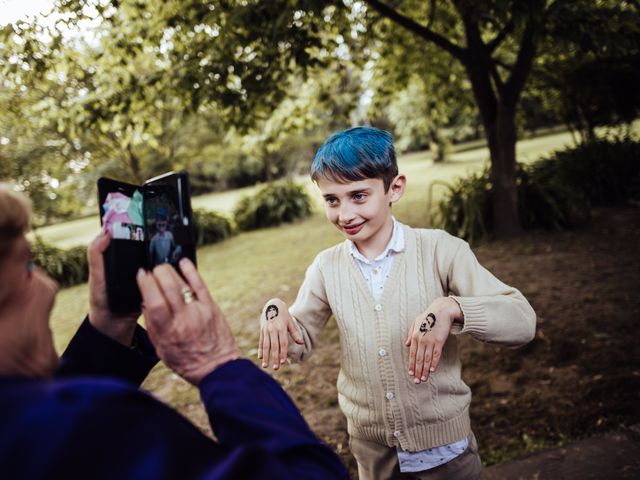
top-left (0, 186), bottom-right (347, 479)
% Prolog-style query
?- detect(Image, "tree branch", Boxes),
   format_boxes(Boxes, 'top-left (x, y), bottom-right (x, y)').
top-left (363, 0), bottom-right (466, 61)
top-left (503, 17), bottom-right (539, 105)
top-left (487, 19), bottom-right (514, 53)
top-left (427, 0), bottom-right (437, 29)
top-left (455, 8), bottom-right (498, 123)
top-left (493, 57), bottom-right (513, 71)
top-left (489, 59), bottom-right (504, 91)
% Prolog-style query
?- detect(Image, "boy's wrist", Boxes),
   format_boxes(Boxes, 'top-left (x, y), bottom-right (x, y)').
top-left (447, 295), bottom-right (465, 328)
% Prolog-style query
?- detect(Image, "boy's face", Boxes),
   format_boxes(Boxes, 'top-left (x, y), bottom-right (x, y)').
top-left (317, 175), bottom-right (406, 251)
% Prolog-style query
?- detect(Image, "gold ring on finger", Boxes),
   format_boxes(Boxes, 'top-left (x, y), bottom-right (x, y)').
top-left (180, 286), bottom-right (196, 305)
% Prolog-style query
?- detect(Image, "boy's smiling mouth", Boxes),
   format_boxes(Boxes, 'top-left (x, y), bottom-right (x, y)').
top-left (342, 222), bottom-right (366, 235)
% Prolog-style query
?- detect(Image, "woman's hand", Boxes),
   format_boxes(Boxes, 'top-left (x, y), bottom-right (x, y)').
top-left (258, 298), bottom-right (304, 370)
top-left (136, 258), bottom-right (240, 385)
top-left (87, 229), bottom-right (139, 346)
top-left (405, 297), bottom-right (463, 384)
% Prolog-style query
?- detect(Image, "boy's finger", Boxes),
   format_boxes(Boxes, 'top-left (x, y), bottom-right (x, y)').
top-left (136, 268), bottom-right (170, 332)
top-left (421, 344), bottom-right (434, 383)
top-left (269, 329), bottom-right (280, 370)
top-left (430, 346), bottom-right (442, 373)
top-left (408, 339), bottom-right (417, 376)
top-left (179, 258), bottom-right (213, 304)
top-left (278, 330), bottom-right (288, 365)
top-left (261, 331), bottom-right (271, 368)
top-left (287, 317), bottom-right (304, 344)
top-left (414, 343), bottom-right (426, 383)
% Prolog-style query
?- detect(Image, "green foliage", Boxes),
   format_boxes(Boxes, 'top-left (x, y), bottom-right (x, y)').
top-left (535, 138), bottom-right (640, 206)
top-left (193, 209), bottom-right (234, 246)
top-left (439, 164), bottom-right (589, 243)
top-left (533, 1), bottom-right (640, 141)
top-left (437, 138), bottom-right (640, 242)
top-left (437, 169), bottom-right (493, 244)
top-left (517, 164), bottom-right (590, 231)
top-left (31, 238), bottom-right (88, 287)
top-left (233, 181), bottom-right (312, 231)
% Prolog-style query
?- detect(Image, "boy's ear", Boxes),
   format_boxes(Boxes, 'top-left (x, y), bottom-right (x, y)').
top-left (389, 175), bottom-right (407, 203)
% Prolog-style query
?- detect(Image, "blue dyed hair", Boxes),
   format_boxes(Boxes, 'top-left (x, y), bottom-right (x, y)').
top-left (310, 127), bottom-right (398, 191)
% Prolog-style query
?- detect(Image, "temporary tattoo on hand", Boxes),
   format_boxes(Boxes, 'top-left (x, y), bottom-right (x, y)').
top-left (265, 304), bottom-right (279, 321)
top-left (420, 313), bottom-right (437, 334)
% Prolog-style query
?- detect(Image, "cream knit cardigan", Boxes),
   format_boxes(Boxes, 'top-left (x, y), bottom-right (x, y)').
top-left (288, 226), bottom-right (536, 452)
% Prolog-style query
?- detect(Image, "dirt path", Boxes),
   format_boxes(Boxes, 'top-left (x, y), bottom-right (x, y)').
top-left (271, 206), bottom-right (640, 477)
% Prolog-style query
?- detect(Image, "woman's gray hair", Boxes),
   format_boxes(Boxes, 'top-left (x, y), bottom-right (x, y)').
top-left (0, 185), bottom-right (32, 259)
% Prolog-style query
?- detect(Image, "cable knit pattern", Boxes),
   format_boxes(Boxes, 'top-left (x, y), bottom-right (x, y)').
top-left (288, 226), bottom-right (536, 452)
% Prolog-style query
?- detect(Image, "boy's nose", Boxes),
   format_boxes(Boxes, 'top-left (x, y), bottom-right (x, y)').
top-left (338, 204), bottom-right (357, 224)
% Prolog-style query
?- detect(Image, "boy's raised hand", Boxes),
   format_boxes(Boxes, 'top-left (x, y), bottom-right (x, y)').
top-left (258, 298), bottom-right (304, 370)
top-left (405, 297), bottom-right (463, 384)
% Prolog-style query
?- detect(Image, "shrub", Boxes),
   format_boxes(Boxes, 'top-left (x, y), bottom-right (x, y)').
top-left (31, 239), bottom-right (88, 287)
top-left (437, 170), bottom-right (492, 244)
top-left (233, 180), bottom-right (312, 231)
top-left (437, 138), bottom-right (640, 242)
top-left (193, 209), bottom-right (234, 246)
top-left (534, 137), bottom-right (640, 206)
top-left (517, 163), bottom-right (590, 231)
top-left (437, 165), bottom-right (591, 243)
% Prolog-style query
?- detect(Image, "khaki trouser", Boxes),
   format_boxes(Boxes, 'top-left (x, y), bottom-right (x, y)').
top-left (349, 432), bottom-right (482, 480)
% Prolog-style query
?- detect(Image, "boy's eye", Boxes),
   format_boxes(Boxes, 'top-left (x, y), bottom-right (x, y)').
top-left (325, 197), bottom-right (338, 206)
top-left (353, 193), bottom-right (367, 201)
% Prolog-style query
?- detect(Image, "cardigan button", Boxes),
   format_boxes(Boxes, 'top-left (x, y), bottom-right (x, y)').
top-left (379, 348), bottom-right (387, 357)
top-left (393, 430), bottom-right (401, 438)
top-left (386, 391), bottom-right (394, 400)
top-left (374, 304), bottom-right (382, 312)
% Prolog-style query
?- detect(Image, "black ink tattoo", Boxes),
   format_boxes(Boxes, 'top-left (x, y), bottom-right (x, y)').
top-left (420, 313), bottom-right (437, 334)
top-left (265, 304), bottom-right (279, 321)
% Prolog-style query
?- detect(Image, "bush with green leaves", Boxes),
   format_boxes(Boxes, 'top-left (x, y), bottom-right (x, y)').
top-left (533, 137), bottom-right (640, 206)
top-left (193, 209), bottom-right (234, 246)
top-left (437, 138), bottom-right (639, 243)
top-left (31, 239), bottom-right (88, 287)
top-left (233, 181), bottom-right (312, 231)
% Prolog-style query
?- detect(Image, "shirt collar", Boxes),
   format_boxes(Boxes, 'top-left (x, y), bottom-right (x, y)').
top-left (349, 217), bottom-right (405, 264)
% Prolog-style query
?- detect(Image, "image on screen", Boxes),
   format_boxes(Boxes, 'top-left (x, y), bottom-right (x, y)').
top-left (101, 189), bottom-right (145, 241)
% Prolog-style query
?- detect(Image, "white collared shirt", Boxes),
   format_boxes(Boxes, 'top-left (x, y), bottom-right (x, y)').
top-left (348, 217), bottom-right (405, 301)
top-left (349, 217), bottom-right (469, 472)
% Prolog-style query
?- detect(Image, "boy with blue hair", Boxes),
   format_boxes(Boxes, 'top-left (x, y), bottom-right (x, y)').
top-left (258, 127), bottom-right (536, 479)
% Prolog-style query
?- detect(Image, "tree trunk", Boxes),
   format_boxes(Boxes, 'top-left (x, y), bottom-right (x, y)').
top-left (484, 105), bottom-right (523, 238)
top-left (429, 126), bottom-right (447, 163)
top-left (263, 149), bottom-right (273, 183)
top-left (127, 144), bottom-right (143, 184)
top-left (464, 58), bottom-right (524, 238)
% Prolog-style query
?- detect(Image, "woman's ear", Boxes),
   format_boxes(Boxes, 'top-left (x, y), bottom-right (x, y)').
top-left (389, 175), bottom-right (407, 204)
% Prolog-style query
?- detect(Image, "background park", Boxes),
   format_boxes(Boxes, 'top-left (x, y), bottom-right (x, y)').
top-left (1, 0), bottom-right (639, 477)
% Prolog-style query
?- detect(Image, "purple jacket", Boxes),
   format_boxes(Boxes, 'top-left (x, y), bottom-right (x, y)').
top-left (0, 318), bottom-right (348, 479)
